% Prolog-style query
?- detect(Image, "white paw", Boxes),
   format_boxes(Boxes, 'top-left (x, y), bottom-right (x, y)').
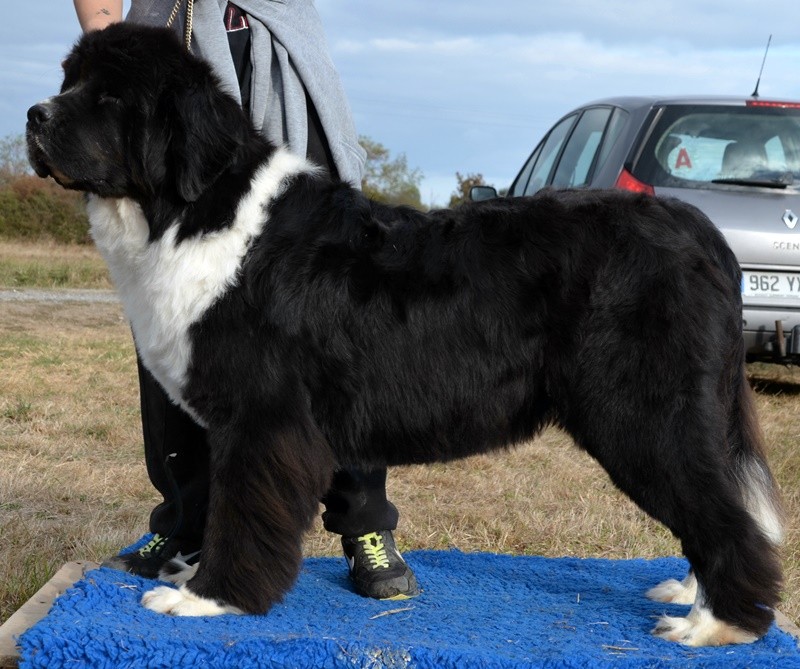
top-left (142, 585), bottom-right (242, 617)
top-left (646, 573), bottom-right (697, 604)
top-left (158, 559), bottom-right (198, 586)
top-left (652, 612), bottom-right (758, 646)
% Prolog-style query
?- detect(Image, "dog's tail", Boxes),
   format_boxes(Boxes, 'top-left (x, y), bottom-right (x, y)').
top-left (728, 364), bottom-right (785, 547)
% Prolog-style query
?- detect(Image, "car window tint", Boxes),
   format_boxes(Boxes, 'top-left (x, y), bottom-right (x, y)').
top-left (551, 107), bottom-right (612, 188)
top-left (522, 114), bottom-right (577, 196)
top-left (632, 105), bottom-right (800, 188)
top-left (594, 107), bottom-right (629, 174)
top-left (508, 144), bottom-right (542, 197)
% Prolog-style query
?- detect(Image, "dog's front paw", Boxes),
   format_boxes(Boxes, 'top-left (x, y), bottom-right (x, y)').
top-left (142, 585), bottom-right (242, 616)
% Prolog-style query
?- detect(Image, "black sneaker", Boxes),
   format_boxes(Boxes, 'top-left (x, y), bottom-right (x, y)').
top-left (101, 533), bottom-right (201, 579)
top-left (341, 530), bottom-right (420, 600)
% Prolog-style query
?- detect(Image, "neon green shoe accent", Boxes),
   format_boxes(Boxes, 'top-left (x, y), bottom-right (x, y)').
top-left (138, 533), bottom-right (167, 558)
top-left (342, 529), bottom-right (420, 599)
top-left (357, 532), bottom-right (391, 569)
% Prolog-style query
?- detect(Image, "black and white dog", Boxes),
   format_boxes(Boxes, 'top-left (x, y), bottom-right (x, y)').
top-left (27, 23), bottom-right (783, 646)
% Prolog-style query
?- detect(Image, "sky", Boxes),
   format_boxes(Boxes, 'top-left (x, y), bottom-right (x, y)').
top-left (2, 1), bottom-right (799, 206)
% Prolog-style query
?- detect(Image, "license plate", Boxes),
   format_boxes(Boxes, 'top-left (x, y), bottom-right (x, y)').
top-left (742, 271), bottom-right (800, 299)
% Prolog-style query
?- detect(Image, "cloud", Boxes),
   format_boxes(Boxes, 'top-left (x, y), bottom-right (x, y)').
top-left (319, 0), bottom-right (799, 51)
top-left (325, 24), bottom-right (799, 204)
top-left (4, 0), bottom-right (799, 209)
top-left (335, 30), bottom-right (798, 96)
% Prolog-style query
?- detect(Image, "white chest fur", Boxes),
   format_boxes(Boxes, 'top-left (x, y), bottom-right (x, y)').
top-left (87, 149), bottom-right (314, 425)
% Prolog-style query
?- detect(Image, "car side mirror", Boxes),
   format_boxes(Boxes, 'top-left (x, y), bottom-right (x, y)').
top-left (469, 185), bottom-right (498, 202)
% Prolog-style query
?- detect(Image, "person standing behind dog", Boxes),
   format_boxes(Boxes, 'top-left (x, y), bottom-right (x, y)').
top-left (72, 0), bottom-right (419, 602)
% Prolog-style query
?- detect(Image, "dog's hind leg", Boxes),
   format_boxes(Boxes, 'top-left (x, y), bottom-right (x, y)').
top-left (142, 414), bottom-right (335, 616)
top-left (562, 370), bottom-right (782, 646)
top-left (651, 374), bottom-right (783, 646)
top-left (647, 376), bottom-right (784, 614)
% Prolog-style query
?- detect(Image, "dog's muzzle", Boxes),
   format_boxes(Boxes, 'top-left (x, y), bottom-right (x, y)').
top-left (26, 101), bottom-right (56, 179)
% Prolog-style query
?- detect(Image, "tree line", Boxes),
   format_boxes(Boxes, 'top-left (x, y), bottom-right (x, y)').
top-left (0, 134), bottom-right (492, 244)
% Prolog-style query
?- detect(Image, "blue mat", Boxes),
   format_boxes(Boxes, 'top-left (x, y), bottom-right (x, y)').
top-left (17, 542), bottom-right (800, 668)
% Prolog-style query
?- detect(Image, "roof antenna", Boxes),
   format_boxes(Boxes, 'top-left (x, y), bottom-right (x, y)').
top-left (751, 34), bottom-right (772, 98)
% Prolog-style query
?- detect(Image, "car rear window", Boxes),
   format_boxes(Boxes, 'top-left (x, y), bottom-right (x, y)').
top-left (631, 104), bottom-right (800, 190)
top-left (509, 106), bottom-right (629, 197)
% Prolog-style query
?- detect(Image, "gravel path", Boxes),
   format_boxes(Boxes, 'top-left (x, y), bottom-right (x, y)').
top-left (0, 288), bottom-right (118, 303)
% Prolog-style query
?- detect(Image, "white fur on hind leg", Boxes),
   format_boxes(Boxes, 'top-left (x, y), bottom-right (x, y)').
top-left (142, 585), bottom-right (243, 616)
top-left (651, 587), bottom-right (758, 646)
top-left (647, 571), bottom-right (697, 605)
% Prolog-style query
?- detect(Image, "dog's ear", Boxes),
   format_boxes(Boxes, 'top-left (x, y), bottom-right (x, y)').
top-left (169, 82), bottom-right (249, 202)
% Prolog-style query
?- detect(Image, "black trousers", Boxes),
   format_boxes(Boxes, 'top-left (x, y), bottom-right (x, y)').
top-left (135, 21), bottom-right (398, 548)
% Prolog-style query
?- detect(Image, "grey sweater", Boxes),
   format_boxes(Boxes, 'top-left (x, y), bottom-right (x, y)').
top-left (127, 0), bottom-right (365, 187)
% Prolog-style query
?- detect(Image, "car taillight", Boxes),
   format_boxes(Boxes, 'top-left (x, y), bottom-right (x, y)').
top-left (614, 169), bottom-right (655, 195)
top-left (746, 99), bottom-right (800, 109)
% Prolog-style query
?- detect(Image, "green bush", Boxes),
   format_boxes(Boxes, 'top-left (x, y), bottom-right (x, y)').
top-left (0, 175), bottom-right (91, 244)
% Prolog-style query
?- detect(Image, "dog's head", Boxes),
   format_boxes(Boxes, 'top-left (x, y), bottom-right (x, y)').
top-left (26, 23), bottom-right (250, 203)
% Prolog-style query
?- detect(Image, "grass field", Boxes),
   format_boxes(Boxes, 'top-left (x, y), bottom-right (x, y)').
top-left (1, 242), bottom-right (799, 629)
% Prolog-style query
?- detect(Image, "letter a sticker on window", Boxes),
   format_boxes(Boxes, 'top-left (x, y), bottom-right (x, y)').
top-left (675, 148), bottom-right (692, 169)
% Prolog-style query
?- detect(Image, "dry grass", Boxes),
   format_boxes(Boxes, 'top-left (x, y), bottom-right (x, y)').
top-left (1, 256), bottom-right (799, 628)
top-left (0, 241), bottom-right (111, 289)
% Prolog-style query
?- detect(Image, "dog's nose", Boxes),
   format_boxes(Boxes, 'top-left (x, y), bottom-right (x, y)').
top-left (27, 102), bottom-right (53, 128)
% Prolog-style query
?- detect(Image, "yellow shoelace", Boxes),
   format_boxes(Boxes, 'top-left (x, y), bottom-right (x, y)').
top-left (138, 534), bottom-right (166, 557)
top-left (358, 532), bottom-right (390, 569)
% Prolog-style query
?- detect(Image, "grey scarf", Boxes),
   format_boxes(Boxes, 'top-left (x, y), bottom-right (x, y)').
top-left (127, 0), bottom-right (365, 187)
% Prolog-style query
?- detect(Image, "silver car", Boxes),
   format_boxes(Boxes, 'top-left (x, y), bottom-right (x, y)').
top-left (480, 96), bottom-right (800, 362)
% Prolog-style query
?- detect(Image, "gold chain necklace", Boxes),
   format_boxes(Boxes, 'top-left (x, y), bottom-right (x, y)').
top-left (166, 0), bottom-right (194, 50)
